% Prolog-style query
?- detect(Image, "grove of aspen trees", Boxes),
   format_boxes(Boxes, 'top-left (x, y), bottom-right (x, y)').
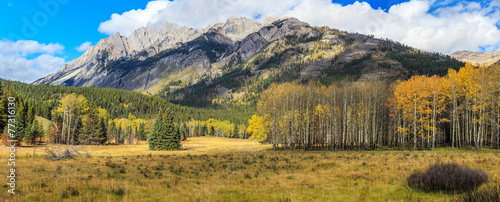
top-left (248, 64), bottom-right (500, 151)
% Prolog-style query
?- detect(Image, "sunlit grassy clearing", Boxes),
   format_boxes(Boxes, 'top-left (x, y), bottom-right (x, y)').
top-left (0, 137), bottom-right (498, 201)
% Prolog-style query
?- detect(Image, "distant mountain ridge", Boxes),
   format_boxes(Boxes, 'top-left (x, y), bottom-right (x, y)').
top-left (34, 16), bottom-right (464, 108)
top-left (33, 16), bottom-right (274, 89)
top-left (451, 50), bottom-right (500, 67)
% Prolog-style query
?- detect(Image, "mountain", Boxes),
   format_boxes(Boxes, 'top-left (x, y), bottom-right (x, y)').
top-left (451, 50), bottom-right (500, 67)
top-left (34, 17), bottom-right (464, 108)
top-left (33, 17), bottom-right (269, 92)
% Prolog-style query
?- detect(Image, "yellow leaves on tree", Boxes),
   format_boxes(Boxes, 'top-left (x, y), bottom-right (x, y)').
top-left (55, 93), bottom-right (89, 115)
top-left (247, 115), bottom-right (268, 143)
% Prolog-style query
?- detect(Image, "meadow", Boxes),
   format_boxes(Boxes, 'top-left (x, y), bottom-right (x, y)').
top-left (0, 137), bottom-right (499, 201)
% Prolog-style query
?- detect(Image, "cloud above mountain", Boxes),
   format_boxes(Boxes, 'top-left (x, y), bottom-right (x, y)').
top-left (76, 41), bottom-right (92, 52)
top-left (98, 0), bottom-right (500, 54)
top-left (0, 40), bottom-right (66, 83)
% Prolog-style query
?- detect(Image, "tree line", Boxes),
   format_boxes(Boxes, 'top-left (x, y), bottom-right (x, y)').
top-left (2, 80), bottom-right (251, 124)
top-left (0, 81), bottom-right (239, 146)
top-left (185, 119), bottom-right (247, 138)
top-left (248, 64), bottom-right (500, 151)
top-left (393, 64), bottom-right (500, 150)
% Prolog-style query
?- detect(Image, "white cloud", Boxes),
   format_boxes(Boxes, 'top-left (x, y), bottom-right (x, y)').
top-left (97, 0), bottom-right (500, 54)
top-left (76, 41), bottom-right (92, 52)
top-left (0, 40), bottom-right (66, 83)
top-left (98, 0), bottom-right (169, 36)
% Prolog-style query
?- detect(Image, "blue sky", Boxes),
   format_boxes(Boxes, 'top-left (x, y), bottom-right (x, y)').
top-left (1, 0), bottom-right (154, 61)
top-left (1, 0), bottom-right (499, 83)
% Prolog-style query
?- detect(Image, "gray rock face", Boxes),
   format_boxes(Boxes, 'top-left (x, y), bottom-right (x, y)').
top-left (210, 16), bottom-right (264, 42)
top-left (33, 17), bottom-right (313, 94)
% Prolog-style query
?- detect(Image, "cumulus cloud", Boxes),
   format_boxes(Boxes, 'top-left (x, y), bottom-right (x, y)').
top-left (0, 40), bottom-right (66, 83)
top-left (98, 1), bottom-right (169, 36)
top-left (76, 41), bottom-right (92, 52)
top-left (97, 0), bottom-right (500, 54)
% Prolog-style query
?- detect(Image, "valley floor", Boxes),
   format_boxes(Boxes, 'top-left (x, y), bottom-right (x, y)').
top-left (0, 137), bottom-right (499, 201)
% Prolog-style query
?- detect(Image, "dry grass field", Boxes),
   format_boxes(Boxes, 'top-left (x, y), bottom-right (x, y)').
top-left (1, 137), bottom-right (499, 201)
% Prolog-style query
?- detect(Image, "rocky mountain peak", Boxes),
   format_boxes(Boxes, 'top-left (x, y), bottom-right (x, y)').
top-left (451, 50), bottom-right (500, 67)
top-left (33, 17), bottom-right (318, 90)
top-left (208, 16), bottom-right (263, 42)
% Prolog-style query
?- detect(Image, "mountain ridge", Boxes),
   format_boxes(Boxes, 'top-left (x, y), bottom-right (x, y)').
top-left (34, 16), bottom-right (464, 108)
top-left (33, 16), bottom-right (275, 87)
top-left (450, 50), bottom-right (500, 67)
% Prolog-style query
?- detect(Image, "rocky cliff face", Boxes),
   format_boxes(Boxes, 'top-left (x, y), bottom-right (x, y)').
top-left (451, 50), bottom-right (500, 67)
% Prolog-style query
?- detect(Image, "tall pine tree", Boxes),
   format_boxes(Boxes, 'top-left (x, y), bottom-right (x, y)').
top-left (80, 104), bottom-right (107, 145)
top-left (149, 110), bottom-right (180, 150)
top-left (138, 122), bottom-right (146, 141)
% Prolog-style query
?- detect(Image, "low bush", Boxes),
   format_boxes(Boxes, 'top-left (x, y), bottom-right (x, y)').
top-left (407, 162), bottom-right (488, 193)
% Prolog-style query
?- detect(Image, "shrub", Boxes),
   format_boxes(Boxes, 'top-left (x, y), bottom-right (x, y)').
top-left (113, 188), bottom-right (125, 197)
top-left (407, 162), bottom-right (488, 193)
top-left (459, 184), bottom-right (500, 202)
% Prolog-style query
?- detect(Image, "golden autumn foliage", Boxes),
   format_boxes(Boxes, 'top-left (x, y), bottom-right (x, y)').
top-left (247, 115), bottom-right (269, 143)
top-left (394, 63), bottom-right (500, 150)
top-left (249, 63), bottom-right (500, 151)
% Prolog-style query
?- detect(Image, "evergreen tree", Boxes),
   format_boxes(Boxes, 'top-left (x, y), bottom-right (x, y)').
top-left (13, 99), bottom-right (26, 141)
top-left (80, 105), bottom-right (98, 144)
top-left (21, 100), bottom-right (29, 126)
top-left (24, 120), bottom-right (42, 145)
top-left (26, 101), bottom-right (35, 125)
top-left (234, 124), bottom-right (239, 138)
top-left (181, 122), bottom-right (187, 141)
top-left (116, 124), bottom-right (122, 144)
top-left (80, 104), bottom-right (107, 145)
top-left (164, 110), bottom-right (180, 150)
top-left (109, 122), bottom-right (116, 144)
top-left (201, 125), bottom-right (207, 136)
top-left (148, 112), bottom-right (162, 150)
top-left (138, 122), bottom-right (146, 141)
top-left (99, 117), bottom-right (108, 144)
top-left (149, 110), bottom-right (180, 150)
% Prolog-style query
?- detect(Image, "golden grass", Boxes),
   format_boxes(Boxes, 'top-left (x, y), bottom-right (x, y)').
top-left (0, 137), bottom-right (499, 201)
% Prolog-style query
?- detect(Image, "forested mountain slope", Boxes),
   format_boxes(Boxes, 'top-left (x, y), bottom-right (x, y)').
top-left (2, 80), bottom-right (252, 124)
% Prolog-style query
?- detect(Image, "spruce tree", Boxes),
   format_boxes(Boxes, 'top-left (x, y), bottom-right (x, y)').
top-left (26, 101), bottom-right (35, 125)
top-left (99, 117), bottom-right (108, 144)
top-left (116, 124), bottom-right (123, 144)
top-left (80, 105), bottom-right (101, 145)
top-left (138, 122), bottom-right (146, 141)
top-left (149, 110), bottom-right (180, 150)
top-left (164, 110), bottom-right (180, 150)
top-left (234, 124), bottom-right (239, 138)
top-left (13, 99), bottom-right (26, 142)
top-left (148, 112), bottom-right (162, 150)
top-left (24, 120), bottom-right (42, 145)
